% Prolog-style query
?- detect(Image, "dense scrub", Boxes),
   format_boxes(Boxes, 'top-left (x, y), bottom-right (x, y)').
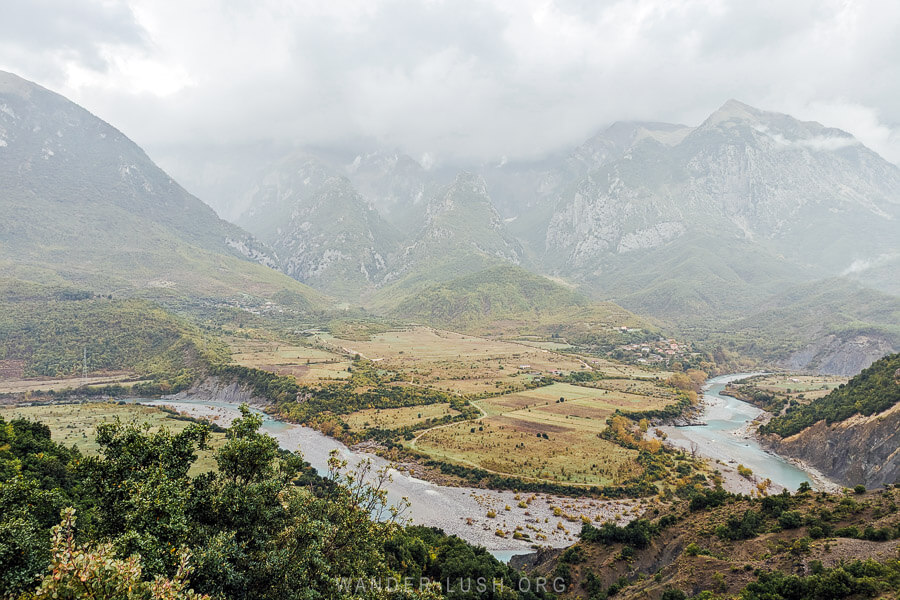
top-left (0, 283), bottom-right (226, 381)
top-left (537, 482), bottom-right (900, 600)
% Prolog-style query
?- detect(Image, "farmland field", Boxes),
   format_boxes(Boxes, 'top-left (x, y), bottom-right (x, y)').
top-left (341, 402), bottom-right (460, 432)
top-left (725, 373), bottom-right (848, 411)
top-left (226, 337), bottom-right (352, 382)
top-left (0, 372), bottom-right (148, 395)
top-left (742, 373), bottom-right (846, 401)
top-left (0, 402), bottom-right (226, 474)
top-left (412, 382), bottom-right (678, 485)
top-left (317, 326), bottom-right (591, 395)
top-left (413, 414), bottom-right (640, 486)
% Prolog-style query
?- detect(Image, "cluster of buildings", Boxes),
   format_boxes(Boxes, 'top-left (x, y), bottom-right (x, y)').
top-left (615, 338), bottom-right (697, 365)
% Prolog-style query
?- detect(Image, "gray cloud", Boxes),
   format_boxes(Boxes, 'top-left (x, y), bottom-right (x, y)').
top-left (0, 0), bottom-right (146, 80)
top-left (2, 0), bottom-right (900, 171)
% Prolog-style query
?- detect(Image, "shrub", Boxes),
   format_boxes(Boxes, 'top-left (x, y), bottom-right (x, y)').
top-left (580, 519), bottom-right (659, 549)
top-left (560, 546), bottom-right (585, 564)
top-left (661, 589), bottom-right (687, 600)
top-left (716, 509), bottom-right (764, 541)
top-left (778, 510), bottom-right (805, 529)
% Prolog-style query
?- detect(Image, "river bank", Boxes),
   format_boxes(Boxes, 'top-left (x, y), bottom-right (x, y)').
top-left (148, 372), bottom-right (841, 550)
top-left (655, 373), bottom-right (841, 494)
top-left (148, 399), bottom-right (643, 552)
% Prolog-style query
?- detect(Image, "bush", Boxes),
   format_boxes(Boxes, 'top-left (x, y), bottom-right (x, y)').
top-left (689, 488), bottom-right (732, 512)
top-left (684, 542), bottom-right (712, 557)
top-left (778, 510), bottom-right (805, 529)
top-left (716, 509), bottom-right (764, 541)
top-left (834, 526), bottom-right (860, 539)
top-left (560, 545), bottom-right (585, 564)
top-left (580, 519), bottom-right (659, 549)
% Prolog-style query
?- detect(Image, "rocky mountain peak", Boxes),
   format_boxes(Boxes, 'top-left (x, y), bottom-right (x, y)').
top-left (701, 98), bottom-right (763, 126)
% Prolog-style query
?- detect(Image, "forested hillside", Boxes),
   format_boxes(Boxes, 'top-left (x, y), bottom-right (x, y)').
top-left (0, 281), bottom-right (226, 383)
top-left (761, 353), bottom-right (900, 437)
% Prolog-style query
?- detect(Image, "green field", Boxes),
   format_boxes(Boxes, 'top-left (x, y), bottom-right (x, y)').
top-left (413, 382), bottom-right (679, 485)
top-left (0, 402), bottom-right (226, 474)
top-left (342, 403), bottom-right (460, 433)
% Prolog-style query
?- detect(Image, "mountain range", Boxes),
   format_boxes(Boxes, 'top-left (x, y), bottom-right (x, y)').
top-left (1, 69), bottom-right (897, 374)
top-left (197, 100), bottom-right (898, 374)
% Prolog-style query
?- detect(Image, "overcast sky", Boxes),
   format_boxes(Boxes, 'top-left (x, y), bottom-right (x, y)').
top-left (3, 0), bottom-right (900, 168)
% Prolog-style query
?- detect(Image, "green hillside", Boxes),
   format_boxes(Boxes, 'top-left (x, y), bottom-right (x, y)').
top-left (761, 353), bottom-right (900, 437)
top-left (387, 264), bottom-right (655, 346)
top-left (391, 264), bottom-right (587, 326)
top-left (590, 235), bottom-right (810, 320)
top-left (724, 279), bottom-right (899, 356)
top-left (0, 280), bottom-right (226, 382)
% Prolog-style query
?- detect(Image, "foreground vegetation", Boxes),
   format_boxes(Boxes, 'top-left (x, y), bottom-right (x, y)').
top-left (529, 484), bottom-right (900, 599)
top-left (0, 408), bottom-right (551, 600)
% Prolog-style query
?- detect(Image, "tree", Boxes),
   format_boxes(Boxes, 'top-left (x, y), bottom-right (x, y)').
top-left (25, 508), bottom-right (209, 600)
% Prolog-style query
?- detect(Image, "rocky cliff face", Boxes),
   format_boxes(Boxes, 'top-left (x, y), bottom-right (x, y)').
top-left (544, 100), bottom-right (900, 283)
top-left (781, 333), bottom-right (898, 376)
top-left (344, 151), bottom-right (435, 235)
top-left (382, 172), bottom-right (525, 287)
top-left (167, 376), bottom-right (267, 406)
top-left (764, 399), bottom-right (900, 488)
top-left (238, 154), bottom-right (401, 296)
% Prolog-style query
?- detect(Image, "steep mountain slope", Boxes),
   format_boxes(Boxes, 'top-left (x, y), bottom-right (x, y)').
top-left (526, 101), bottom-right (900, 371)
top-left (544, 100), bottom-right (900, 288)
top-left (214, 99), bottom-right (896, 373)
top-left (761, 353), bottom-right (900, 487)
top-left (0, 70), bottom-right (322, 304)
top-left (380, 172), bottom-right (525, 296)
top-left (237, 154), bottom-right (400, 297)
top-left (344, 150), bottom-right (436, 235)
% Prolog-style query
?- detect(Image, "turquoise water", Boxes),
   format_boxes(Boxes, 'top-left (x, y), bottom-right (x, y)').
top-left (676, 374), bottom-right (812, 490)
top-left (137, 372), bottom-right (814, 554)
top-left (488, 550), bottom-right (532, 563)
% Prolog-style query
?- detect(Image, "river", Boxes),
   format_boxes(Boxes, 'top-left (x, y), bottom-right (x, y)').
top-left (658, 373), bottom-right (814, 492)
top-left (145, 373), bottom-right (817, 557)
top-left (144, 398), bottom-right (627, 559)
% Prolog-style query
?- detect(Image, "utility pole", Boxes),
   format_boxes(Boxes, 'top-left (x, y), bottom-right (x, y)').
top-left (83, 347), bottom-right (87, 386)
